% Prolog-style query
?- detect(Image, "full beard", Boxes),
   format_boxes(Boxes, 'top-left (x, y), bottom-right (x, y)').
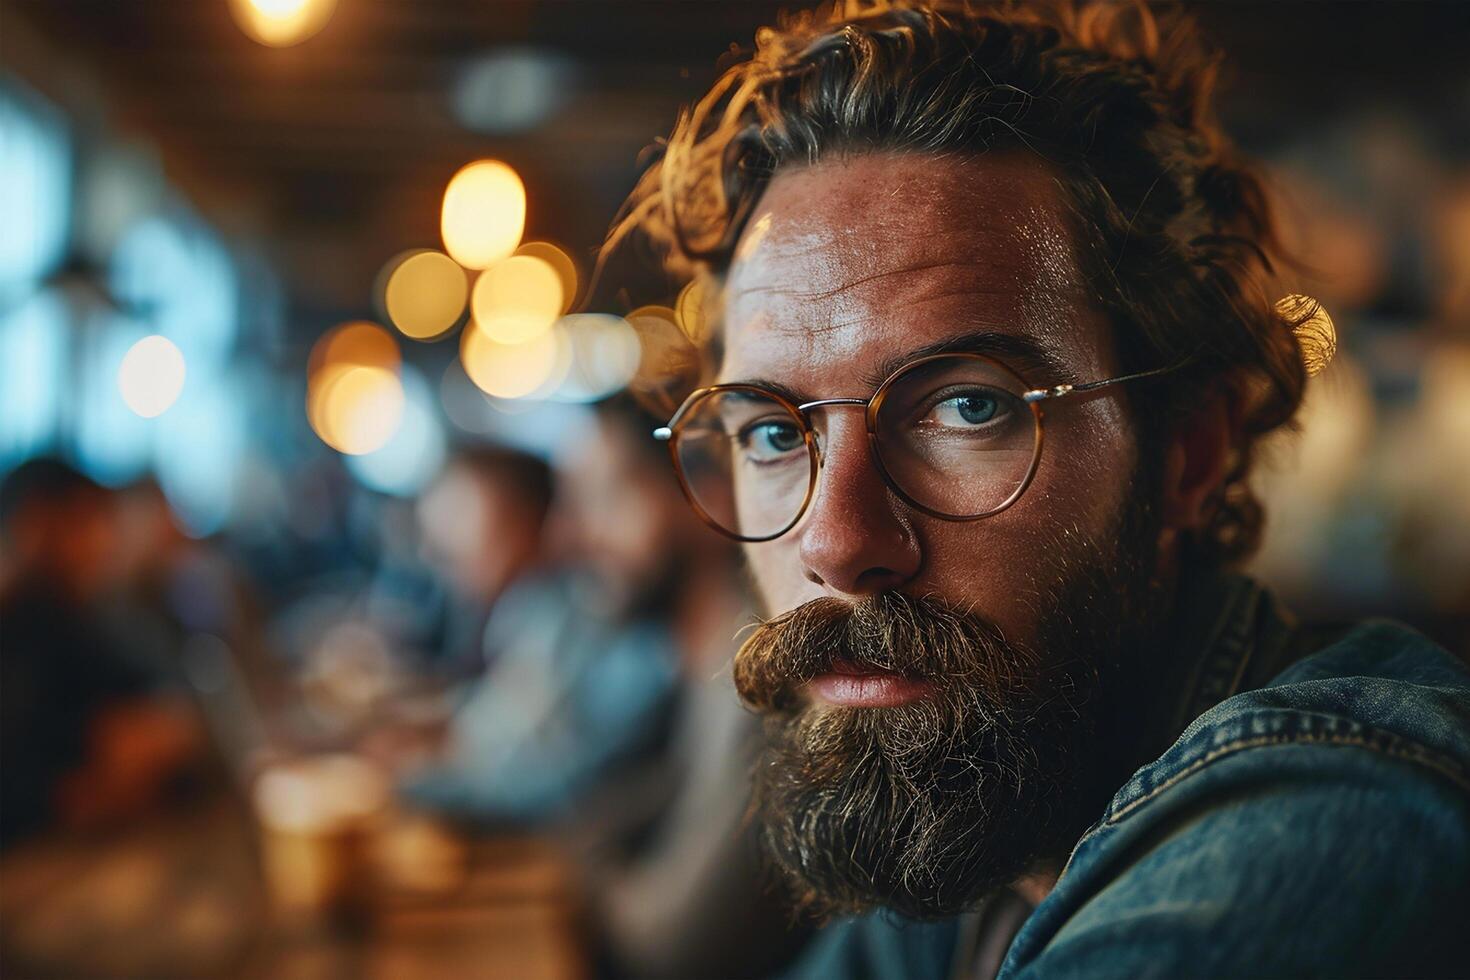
top-left (734, 500), bottom-right (1162, 920)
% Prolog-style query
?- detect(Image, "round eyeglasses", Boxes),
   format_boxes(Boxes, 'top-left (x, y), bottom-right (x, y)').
top-left (654, 352), bottom-right (1173, 542)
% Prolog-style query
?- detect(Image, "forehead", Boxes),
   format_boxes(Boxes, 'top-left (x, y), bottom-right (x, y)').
top-left (719, 151), bottom-right (1112, 391)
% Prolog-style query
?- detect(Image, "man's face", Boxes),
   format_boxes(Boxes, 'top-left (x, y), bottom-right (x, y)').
top-left (722, 151), bottom-right (1166, 916)
top-left (725, 151), bottom-right (1135, 627)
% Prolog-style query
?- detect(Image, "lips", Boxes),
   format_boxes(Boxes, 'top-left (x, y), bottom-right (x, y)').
top-left (807, 661), bottom-right (935, 707)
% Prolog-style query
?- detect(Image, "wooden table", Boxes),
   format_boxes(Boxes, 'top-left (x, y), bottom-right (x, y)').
top-left (0, 799), bottom-right (587, 980)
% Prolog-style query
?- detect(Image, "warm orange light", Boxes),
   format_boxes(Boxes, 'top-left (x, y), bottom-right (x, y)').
top-left (383, 250), bottom-right (468, 341)
top-left (625, 304), bottom-right (699, 414)
top-left (460, 322), bottom-right (560, 399)
top-left (626, 304), bottom-right (683, 363)
top-left (310, 320), bottom-right (400, 376)
top-left (553, 314), bottom-right (641, 401)
top-left (441, 160), bottom-right (526, 270)
top-left (307, 322), bottom-right (405, 455)
top-left (228, 0), bottom-right (336, 47)
top-left (253, 754), bottom-right (388, 834)
top-left (309, 364), bottom-right (405, 455)
top-left (470, 254), bottom-right (563, 344)
top-left (676, 277), bottom-right (713, 343)
top-left (514, 241), bottom-right (578, 314)
top-left (118, 335), bottom-right (187, 418)
top-left (626, 304), bottom-right (679, 329)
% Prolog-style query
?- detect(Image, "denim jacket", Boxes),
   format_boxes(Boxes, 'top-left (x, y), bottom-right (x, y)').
top-left (786, 575), bottom-right (1470, 979)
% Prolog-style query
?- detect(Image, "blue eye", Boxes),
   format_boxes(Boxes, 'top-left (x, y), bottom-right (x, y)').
top-left (930, 392), bottom-right (1001, 427)
top-left (738, 420), bottom-right (805, 462)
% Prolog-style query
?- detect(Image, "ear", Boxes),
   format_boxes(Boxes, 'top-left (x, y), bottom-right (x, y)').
top-left (1159, 391), bottom-right (1238, 534)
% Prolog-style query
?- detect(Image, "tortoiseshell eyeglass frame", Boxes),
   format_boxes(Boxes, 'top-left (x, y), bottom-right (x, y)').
top-left (653, 351), bottom-right (1177, 543)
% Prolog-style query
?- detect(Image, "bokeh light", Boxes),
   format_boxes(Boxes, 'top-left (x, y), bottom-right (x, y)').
top-left (675, 277), bottom-right (712, 343)
top-left (153, 374), bottom-right (246, 537)
top-left (439, 361), bottom-right (499, 435)
top-left (439, 358), bottom-right (595, 455)
top-left (310, 320), bottom-right (400, 376)
top-left (78, 317), bottom-right (152, 483)
top-left (625, 304), bottom-right (700, 416)
top-left (460, 320), bottom-right (560, 399)
top-left (470, 253), bottom-right (563, 344)
top-left (309, 365), bottom-right (405, 456)
top-left (626, 304), bottom-right (679, 332)
top-left (440, 160), bottom-right (525, 270)
top-left (382, 249), bottom-right (468, 341)
top-left (253, 754), bottom-right (387, 834)
top-left (551, 314), bottom-right (641, 402)
top-left (76, 142), bottom-right (163, 264)
top-left (118, 334), bottom-right (187, 418)
top-left (514, 241), bottom-right (579, 314)
top-left (110, 213), bottom-right (239, 374)
top-left (307, 321), bottom-right (405, 455)
top-left (0, 85), bottom-right (71, 305)
top-left (526, 323), bottom-right (574, 400)
top-left (345, 367), bottom-right (447, 497)
top-left (0, 289), bottom-right (68, 464)
top-left (228, 0), bottom-right (337, 48)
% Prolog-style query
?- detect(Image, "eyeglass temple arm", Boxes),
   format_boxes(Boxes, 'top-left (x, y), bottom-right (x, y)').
top-left (1022, 361), bottom-right (1183, 404)
top-left (654, 361), bottom-right (1185, 435)
top-left (654, 395), bottom-right (866, 442)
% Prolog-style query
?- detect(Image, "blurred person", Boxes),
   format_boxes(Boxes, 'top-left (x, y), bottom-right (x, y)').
top-left (395, 430), bottom-right (679, 824)
top-left (359, 496), bottom-right (447, 671)
top-left (99, 479), bottom-right (255, 669)
top-left (349, 446), bottom-right (556, 767)
top-left (413, 445), bottom-right (555, 680)
top-left (567, 399), bottom-right (815, 980)
top-left (610, 2), bottom-right (1470, 977)
top-left (0, 459), bottom-right (200, 847)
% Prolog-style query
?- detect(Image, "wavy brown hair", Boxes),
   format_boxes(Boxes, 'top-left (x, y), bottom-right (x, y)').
top-left (607, 0), bottom-right (1324, 564)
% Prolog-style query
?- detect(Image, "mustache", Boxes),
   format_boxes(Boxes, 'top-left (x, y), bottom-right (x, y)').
top-left (734, 592), bottom-right (1042, 713)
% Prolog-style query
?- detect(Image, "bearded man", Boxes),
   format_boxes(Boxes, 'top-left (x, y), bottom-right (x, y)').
top-left (609, 2), bottom-right (1470, 977)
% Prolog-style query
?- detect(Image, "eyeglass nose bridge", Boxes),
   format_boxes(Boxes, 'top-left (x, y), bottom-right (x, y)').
top-left (795, 397), bottom-right (870, 463)
top-left (796, 397), bottom-right (869, 413)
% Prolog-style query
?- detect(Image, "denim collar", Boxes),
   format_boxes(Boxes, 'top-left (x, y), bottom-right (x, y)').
top-left (950, 567), bottom-right (1302, 980)
top-left (1136, 565), bottom-right (1305, 784)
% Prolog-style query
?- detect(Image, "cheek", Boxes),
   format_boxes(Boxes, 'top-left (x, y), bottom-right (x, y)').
top-left (1031, 399), bottom-right (1140, 530)
top-left (909, 417), bottom-right (1139, 641)
top-left (738, 408), bottom-right (1140, 633)
top-left (743, 539), bottom-right (817, 616)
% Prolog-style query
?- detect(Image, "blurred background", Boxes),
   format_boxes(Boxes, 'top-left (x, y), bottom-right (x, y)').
top-left (1, 2), bottom-right (1467, 978)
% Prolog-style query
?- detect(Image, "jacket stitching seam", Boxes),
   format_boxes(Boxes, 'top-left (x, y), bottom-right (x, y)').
top-left (1107, 731), bottom-right (1470, 825)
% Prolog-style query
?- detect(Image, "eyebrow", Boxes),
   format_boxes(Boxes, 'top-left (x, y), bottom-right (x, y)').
top-left (861, 331), bottom-right (1076, 390)
top-left (723, 330), bottom-right (1077, 405)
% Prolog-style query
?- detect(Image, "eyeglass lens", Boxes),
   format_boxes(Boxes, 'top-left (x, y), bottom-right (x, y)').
top-left (672, 356), bottom-right (1038, 540)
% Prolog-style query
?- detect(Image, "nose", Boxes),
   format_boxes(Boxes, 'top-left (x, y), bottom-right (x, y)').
top-left (797, 410), bottom-right (921, 596)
